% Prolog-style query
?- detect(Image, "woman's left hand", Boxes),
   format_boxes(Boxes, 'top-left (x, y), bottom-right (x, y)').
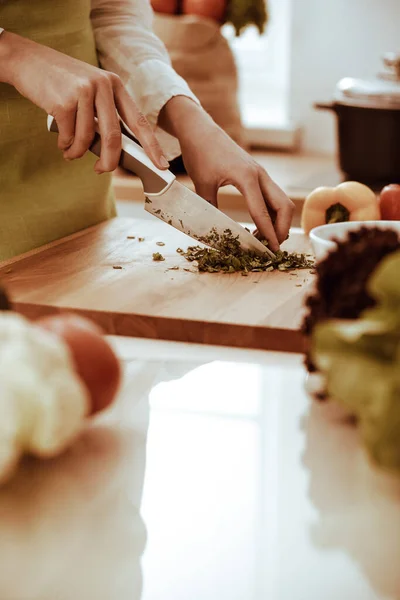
top-left (159, 97), bottom-right (295, 252)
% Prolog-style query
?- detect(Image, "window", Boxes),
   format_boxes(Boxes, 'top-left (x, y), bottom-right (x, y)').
top-left (222, 0), bottom-right (296, 149)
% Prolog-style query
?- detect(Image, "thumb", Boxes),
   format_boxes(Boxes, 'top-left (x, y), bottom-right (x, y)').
top-left (195, 182), bottom-right (218, 207)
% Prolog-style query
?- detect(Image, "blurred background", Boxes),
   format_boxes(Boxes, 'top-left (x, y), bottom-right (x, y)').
top-left (117, 0), bottom-right (400, 222)
top-left (151, 0), bottom-right (400, 153)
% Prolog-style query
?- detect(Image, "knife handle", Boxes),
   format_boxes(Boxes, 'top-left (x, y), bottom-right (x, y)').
top-left (47, 115), bottom-right (175, 195)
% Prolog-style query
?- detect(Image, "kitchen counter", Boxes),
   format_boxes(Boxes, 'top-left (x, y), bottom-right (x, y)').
top-left (113, 151), bottom-right (342, 227)
top-left (1, 337), bottom-right (398, 600)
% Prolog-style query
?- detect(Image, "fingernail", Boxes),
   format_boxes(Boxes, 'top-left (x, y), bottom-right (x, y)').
top-left (160, 156), bottom-right (169, 169)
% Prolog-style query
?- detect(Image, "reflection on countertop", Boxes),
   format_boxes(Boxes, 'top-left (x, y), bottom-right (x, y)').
top-left (303, 401), bottom-right (400, 600)
top-left (0, 361), bottom-right (151, 600)
top-left (0, 339), bottom-right (399, 600)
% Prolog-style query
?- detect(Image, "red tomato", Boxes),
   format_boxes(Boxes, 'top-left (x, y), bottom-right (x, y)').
top-left (379, 184), bottom-right (400, 220)
top-left (37, 315), bottom-right (121, 416)
top-left (182, 0), bottom-right (227, 21)
top-left (151, 0), bottom-right (178, 14)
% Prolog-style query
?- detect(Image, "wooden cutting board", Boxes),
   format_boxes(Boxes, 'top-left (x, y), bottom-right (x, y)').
top-left (0, 217), bottom-right (315, 353)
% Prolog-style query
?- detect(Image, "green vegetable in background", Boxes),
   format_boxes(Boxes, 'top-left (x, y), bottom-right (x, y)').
top-left (312, 250), bottom-right (400, 475)
top-left (225, 0), bottom-right (269, 36)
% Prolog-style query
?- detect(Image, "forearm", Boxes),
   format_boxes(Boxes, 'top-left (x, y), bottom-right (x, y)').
top-left (90, 0), bottom-right (197, 114)
top-left (90, 0), bottom-right (199, 159)
top-left (0, 30), bottom-right (25, 85)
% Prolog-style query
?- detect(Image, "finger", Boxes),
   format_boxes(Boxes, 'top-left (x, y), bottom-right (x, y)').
top-left (236, 176), bottom-right (280, 252)
top-left (258, 170), bottom-right (294, 244)
top-left (112, 77), bottom-right (169, 170)
top-left (64, 91), bottom-right (95, 160)
top-left (55, 106), bottom-right (77, 151)
top-left (195, 182), bottom-right (218, 207)
top-left (94, 80), bottom-right (121, 173)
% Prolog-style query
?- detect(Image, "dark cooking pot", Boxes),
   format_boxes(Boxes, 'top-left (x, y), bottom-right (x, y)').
top-left (315, 53), bottom-right (400, 186)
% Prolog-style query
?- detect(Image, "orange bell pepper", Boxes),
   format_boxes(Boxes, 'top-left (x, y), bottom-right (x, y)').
top-left (301, 182), bottom-right (380, 235)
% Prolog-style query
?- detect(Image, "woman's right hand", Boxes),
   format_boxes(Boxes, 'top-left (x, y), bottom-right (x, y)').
top-left (0, 31), bottom-right (169, 173)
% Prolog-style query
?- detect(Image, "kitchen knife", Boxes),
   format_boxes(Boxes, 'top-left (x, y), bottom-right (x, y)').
top-left (47, 115), bottom-right (275, 258)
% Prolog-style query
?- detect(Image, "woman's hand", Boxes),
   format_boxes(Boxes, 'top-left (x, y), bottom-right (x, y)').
top-left (159, 97), bottom-right (294, 252)
top-left (0, 31), bottom-right (169, 173)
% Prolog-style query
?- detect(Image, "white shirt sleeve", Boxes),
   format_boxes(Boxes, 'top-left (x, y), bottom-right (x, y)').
top-left (90, 0), bottom-right (200, 160)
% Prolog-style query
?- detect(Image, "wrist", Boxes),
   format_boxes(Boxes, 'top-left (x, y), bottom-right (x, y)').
top-left (159, 95), bottom-right (217, 142)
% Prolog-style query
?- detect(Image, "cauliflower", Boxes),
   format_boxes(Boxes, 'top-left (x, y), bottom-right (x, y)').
top-left (0, 313), bottom-right (90, 484)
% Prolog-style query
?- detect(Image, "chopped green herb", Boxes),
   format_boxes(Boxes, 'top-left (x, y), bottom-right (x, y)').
top-left (179, 219), bottom-right (184, 228)
top-left (152, 252), bottom-right (165, 262)
top-left (113, 265), bottom-right (123, 270)
top-left (127, 236), bottom-right (136, 240)
top-left (138, 237), bottom-right (145, 242)
top-left (167, 266), bottom-right (180, 271)
top-left (145, 198), bottom-right (152, 204)
top-left (179, 228), bottom-right (314, 274)
top-left (176, 248), bottom-right (184, 254)
top-left (154, 209), bottom-right (161, 215)
top-left (156, 242), bottom-right (165, 247)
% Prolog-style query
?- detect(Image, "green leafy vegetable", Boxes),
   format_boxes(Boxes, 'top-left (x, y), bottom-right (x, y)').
top-left (312, 249), bottom-right (400, 474)
top-left (152, 252), bottom-right (165, 262)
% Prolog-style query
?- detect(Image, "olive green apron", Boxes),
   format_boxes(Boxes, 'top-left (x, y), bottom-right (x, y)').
top-left (0, 0), bottom-right (116, 261)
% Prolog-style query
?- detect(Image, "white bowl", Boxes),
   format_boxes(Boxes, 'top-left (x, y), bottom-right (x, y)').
top-left (310, 220), bottom-right (400, 262)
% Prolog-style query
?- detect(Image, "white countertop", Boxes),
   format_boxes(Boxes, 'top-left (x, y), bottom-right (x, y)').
top-left (1, 337), bottom-right (399, 600)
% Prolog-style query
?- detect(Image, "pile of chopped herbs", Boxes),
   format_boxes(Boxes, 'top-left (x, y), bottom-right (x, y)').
top-left (178, 228), bottom-right (313, 274)
top-left (152, 252), bottom-right (165, 262)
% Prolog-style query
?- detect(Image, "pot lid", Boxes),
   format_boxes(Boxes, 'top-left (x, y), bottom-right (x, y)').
top-left (334, 52), bottom-right (400, 109)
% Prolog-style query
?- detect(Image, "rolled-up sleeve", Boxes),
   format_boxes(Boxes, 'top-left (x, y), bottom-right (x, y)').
top-left (90, 0), bottom-right (200, 159)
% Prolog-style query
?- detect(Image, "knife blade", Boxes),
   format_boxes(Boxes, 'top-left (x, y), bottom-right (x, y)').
top-left (47, 116), bottom-right (275, 258)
